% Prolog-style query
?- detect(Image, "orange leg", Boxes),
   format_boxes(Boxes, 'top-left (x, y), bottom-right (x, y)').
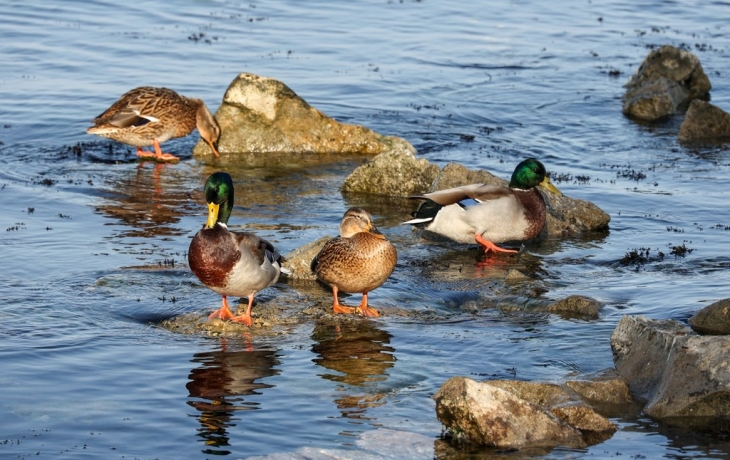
top-left (331, 286), bottom-right (356, 315)
top-left (136, 140), bottom-right (179, 162)
top-left (356, 292), bottom-right (380, 318)
top-left (475, 234), bottom-right (518, 254)
top-left (208, 295), bottom-right (254, 326)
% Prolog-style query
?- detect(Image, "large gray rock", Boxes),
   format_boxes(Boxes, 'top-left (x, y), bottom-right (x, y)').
top-left (678, 100), bottom-right (730, 142)
top-left (611, 315), bottom-right (730, 419)
top-left (689, 298), bottom-right (730, 335)
top-left (193, 73), bottom-right (413, 157)
top-left (622, 45), bottom-right (711, 121)
top-left (344, 158), bottom-right (610, 234)
top-left (433, 377), bottom-right (585, 449)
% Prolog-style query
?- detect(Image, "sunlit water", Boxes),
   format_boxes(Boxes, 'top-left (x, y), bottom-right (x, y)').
top-left (2, 0), bottom-right (730, 458)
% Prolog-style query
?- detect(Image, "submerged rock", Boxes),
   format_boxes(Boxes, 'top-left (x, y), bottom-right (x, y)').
top-left (193, 73), bottom-right (413, 158)
top-left (343, 157), bottom-right (610, 235)
top-left (678, 100), bottom-right (730, 142)
top-left (688, 298), bottom-right (730, 335)
top-left (548, 295), bottom-right (604, 319)
top-left (611, 315), bottom-right (730, 420)
top-left (622, 45), bottom-right (711, 121)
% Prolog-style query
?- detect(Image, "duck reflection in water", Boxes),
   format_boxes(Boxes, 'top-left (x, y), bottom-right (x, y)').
top-left (186, 339), bottom-right (280, 455)
top-left (311, 320), bottom-right (396, 421)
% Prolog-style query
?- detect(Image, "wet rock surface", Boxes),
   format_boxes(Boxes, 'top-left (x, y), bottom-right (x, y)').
top-left (433, 373), bottom-right (628, 450)
top-left (622, 45), bottom-right (711, 121)
top-left (689, 298), bottom-right (730, 335)
top-left (548, 295), bottom-right (604, 319)
top-left (678, 100), bottom-right (730, 142)
top-left (192, 73), bottom-right (412, 158)
top-left (611, 315), bottom-right (730, 420)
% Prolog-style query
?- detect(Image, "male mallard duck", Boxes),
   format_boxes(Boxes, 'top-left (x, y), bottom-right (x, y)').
top-left (188, 172), bottom-right (281, 326)
top-left (403, 158), bottom-right (562, 253)
top-left (87, 86), bottom-right (220, 162)
top-left (311, 207), bottom-right (397, 318)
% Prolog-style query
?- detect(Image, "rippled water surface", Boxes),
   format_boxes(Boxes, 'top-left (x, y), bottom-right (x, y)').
top-left (2, 0), bottom-right (730, 458)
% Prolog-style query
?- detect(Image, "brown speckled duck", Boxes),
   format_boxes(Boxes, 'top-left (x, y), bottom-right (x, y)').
top-left (403, 158), bottom-right (562, 253)
top-left (188, 172), bottom-right (282, 326)
top-left (86, 86), bottom-right (220, 162)
top-left (311, 207), bottom-right (397, 318)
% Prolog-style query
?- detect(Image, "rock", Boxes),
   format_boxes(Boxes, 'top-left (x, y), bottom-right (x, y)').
top-left (564, 369), bottom-right (634, 406)
top-left (193, 73), bottom-right (413, 158)
top-left (549, 405), bottom-right (617, 437)
top-left (689, 298), bottom-right (730, 335)
top-left (622, 45), bottom-right (711, 121)
top-left (281, 236), bottom-right (330, 281)
top-left (344, 158), bottom-right (610, 235)
top-left (486, 380), bottom-right (617, 438)
top-left (433, 377), bottom-right (584, 449)
top-left (678, 100), bottom-right (730, 142)
top-left (611, 315), bottom-right (730, 419)
top-left (548, 295), bottom-right (604, 319)
top-left (340, 147), bottom-right (439, 197)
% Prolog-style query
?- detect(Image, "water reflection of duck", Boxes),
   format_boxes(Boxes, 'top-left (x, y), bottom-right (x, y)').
top-left (311, 321), bottom-right (395, 419)
top-left (404, 159), bottom-right (562, 254)
top-left (186, 341), bottom-right (280, 454)
top-left (188, 172), bottom-right (283, 326)
top-left (311, 207), bottom-right (397, 318)
top-left (86, 86), bottom-right (220, 162)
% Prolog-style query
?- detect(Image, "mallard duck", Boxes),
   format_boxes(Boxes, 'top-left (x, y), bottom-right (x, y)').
top-left (403, 158), bottom-right (562, 253)
top-left (188, 172), bottom-right (281, 326)
top-left (86, 86), bottom-right (220, 162)
top-left (311, 207), bottom-right (397, 318)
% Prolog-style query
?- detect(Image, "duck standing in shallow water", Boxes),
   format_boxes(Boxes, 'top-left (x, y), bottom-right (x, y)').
top-left (403, 158), bottom-right (562, 253)
top-left (87, 86), bottom-right (221, 162)
top-left (188, 172), bottom-right (282, 326)
top-left (311, 207), bottom-right (397, 318)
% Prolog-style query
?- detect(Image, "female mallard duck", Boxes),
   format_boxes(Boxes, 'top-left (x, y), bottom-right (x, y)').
top-left (86, 86), bottom-right (221, 162)
top-left (403, 158), bottom-right (562, 253)
top-left (188, 172), bottom-right (282, 326)
top-left (311, 207), bottom-right (397, 318)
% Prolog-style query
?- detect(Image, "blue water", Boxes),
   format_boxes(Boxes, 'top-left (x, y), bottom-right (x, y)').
top-left (2, 0), bottom-right (730, 458)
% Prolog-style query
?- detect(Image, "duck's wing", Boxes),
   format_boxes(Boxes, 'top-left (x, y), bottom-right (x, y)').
top-left (411, 183), bottom-right (513, 205)
top-left (232, 232), bottom-right (273, 266)
top-left (91, 87), bottom-right (176, 128)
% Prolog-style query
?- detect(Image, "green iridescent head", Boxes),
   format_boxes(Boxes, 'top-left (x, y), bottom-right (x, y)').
top-left (509, 158), bottom-right (562, 195)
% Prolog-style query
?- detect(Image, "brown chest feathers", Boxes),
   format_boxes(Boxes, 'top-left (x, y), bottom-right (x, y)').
top-left (514, 188), bottom-right (547, 240)
top-left (188, 225), bottom-right (241, 288)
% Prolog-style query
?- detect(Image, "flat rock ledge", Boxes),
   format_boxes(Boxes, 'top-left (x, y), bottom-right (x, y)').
top-left (611, 314), bottom-right (730, 422)
top-left (433, 372), bottom-right (626, 450)
top-left (343, 157), bottom-right (610, 236)
top-left (193, 73), bottom-right (414, 158)
top-left (622, 45), bottom-right (711, 121)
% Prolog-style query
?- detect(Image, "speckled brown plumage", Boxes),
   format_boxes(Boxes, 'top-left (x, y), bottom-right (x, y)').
top-left (311, 207), bottom-right (397, 318)
top-left (87, 86), bottom-right (220, 161)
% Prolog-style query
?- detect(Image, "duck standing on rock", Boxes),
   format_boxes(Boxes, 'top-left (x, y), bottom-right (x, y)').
top-left (311, 207), bottom-right (397, 318)
top-left (403, 158), bottom-right (562, 253)
top-left (86, 86), bottom-right (221, 162)
top-left (188, 172), bottom-right (282, 326)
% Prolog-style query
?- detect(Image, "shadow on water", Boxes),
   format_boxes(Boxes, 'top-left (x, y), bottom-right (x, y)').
top-left (186, 339), bottom-right (281, 456)
top-left (311, 319), bottom-right (396, 422)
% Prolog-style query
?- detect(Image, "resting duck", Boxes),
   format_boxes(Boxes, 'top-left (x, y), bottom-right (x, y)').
top-left (87, 86), bottom-right (220, 162)
top-left (188, 172), bottom-right (282, 326)
top-left (403, 158), bottom-right (562, 253)
top-left (311, 207), bottom-right (397, 318)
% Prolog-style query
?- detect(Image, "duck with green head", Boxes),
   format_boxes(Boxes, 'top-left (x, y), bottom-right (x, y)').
top-left (188, 172), bottom-right (282, 326)
top-left (403, 158), bottom-right (562, 253)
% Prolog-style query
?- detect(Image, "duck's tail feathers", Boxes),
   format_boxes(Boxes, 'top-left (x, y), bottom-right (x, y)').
top-left (402, 199), bottom-right (442, 228)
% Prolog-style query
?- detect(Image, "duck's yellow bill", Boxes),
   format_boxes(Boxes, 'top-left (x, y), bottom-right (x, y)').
top-left (539, 177), bottom-right (563, 196)
top-left (206, 202), bottom-right (220, 228)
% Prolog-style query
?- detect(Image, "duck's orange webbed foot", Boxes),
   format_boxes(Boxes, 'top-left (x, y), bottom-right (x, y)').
top-left (355, 294), bottom-right (380, 318)
top-left (331, 286), bottom-right (356, 315)
top-left (475, 234), bottom-right (518, 254)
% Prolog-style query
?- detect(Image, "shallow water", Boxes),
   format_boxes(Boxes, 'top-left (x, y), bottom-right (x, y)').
top-left (2, 0), bottom-right (730, 458)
